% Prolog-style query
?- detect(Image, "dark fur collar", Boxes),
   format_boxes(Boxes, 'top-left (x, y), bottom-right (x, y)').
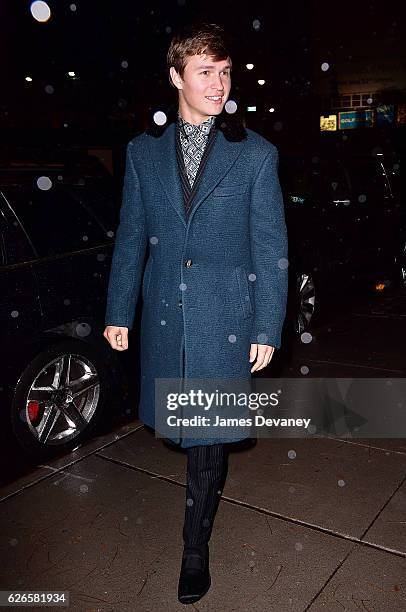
top-left (145, 102), bottom-right (247, 142)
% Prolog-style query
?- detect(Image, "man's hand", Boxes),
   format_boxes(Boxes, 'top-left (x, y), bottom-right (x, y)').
top-left (249, 343), bottom-right (275, 373)
top-left (103, 326), bottom-right (129, 351)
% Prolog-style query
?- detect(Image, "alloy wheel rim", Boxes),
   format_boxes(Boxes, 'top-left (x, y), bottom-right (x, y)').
top-left (297, 273), bottom-right (315, 334)
top-left (22, 353), bottom-right (100, 446)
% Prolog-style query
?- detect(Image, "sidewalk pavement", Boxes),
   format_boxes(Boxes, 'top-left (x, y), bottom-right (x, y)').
top-left (1, 420), bottom-right (406, 611)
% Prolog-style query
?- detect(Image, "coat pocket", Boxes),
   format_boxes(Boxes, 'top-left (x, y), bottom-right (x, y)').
top-left (212, 183), bottom-right (247, 197)
top-left (142, 257), bottom-right (153, 301)
top-left (235, 265), bottom-right (254, 319)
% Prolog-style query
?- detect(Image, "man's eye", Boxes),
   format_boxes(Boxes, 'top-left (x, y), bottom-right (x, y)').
top-left (200, 70), bottom-right (230, 75)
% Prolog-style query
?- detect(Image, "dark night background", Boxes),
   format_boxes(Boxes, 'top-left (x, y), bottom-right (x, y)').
top-left (1, 1), bottom-right (405, 165)
top-left (1, 1), bottom-right (406, 437)
top-left (2, 4), bottom-right (406, 607)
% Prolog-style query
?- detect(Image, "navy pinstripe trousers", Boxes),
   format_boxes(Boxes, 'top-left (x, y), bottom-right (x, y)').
top-left (182, 443), bottom-right (229, 550)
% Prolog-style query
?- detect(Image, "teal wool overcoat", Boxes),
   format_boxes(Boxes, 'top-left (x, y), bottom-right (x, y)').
top-left (105, 108), bottom-right (289, 448)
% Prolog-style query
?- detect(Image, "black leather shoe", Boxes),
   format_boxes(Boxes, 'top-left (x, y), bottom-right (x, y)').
top-left (177, 545), bottom-right (211, 604)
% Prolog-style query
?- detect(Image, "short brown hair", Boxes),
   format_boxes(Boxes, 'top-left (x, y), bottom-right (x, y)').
top-left (167, 22), bottom-right (232, 89)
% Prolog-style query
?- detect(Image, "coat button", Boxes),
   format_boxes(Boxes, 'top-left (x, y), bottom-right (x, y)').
top-left (178, 300), bottom-right (183, 308)
top-left (185, 259), bottom-right (193, 268)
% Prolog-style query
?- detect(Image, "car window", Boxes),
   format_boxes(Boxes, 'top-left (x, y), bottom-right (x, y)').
top-left (5, 185), bottom-right (109, 258)
top-left (345, 158), bottom-right (389, 206)
top-left (279, 157), bottom-right (314, 206)
top-left (317, 162), bottom-right (351, 204)
top-left (63, 183), bottom-right (119, 235)
top-left (0, 193), bottom-right (38, 266)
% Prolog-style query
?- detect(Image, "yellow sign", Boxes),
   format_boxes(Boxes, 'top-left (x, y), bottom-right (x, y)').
top-left (320, 114), bottom-right (337, 131)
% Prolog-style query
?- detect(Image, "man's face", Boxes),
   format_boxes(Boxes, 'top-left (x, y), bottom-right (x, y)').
top-left (170, 54), bottom-right (232, 123)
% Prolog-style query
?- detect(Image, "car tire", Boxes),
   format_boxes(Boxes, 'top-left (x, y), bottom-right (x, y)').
top-left (10, 339), bottom-right (112, 461)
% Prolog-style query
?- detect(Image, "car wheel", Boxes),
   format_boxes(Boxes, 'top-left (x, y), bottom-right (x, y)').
top-left (295, 272), bottom-right (316, 334)
top-left (10, 339), bottom-right (111, 461)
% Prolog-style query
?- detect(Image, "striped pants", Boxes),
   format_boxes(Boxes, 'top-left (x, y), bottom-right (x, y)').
top-left (182, 443), bottom-right (229, 550)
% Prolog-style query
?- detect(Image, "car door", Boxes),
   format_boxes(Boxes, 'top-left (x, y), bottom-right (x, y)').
top-left (315, 160), bottom-right (356, 280)
top-left (3, 181), bottom-right (115, 331)
top-left (345, 156), bottom-right (399, 280)
top-left (279, 156), bottom-right (320, 272)
top-left (0, 192), bottom-right (43, 384)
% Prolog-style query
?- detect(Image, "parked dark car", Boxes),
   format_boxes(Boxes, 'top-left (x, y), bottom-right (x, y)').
top-left (0, 153), bottom-right (137, 463)
top-left (279, 152), bottom-right (403, 334)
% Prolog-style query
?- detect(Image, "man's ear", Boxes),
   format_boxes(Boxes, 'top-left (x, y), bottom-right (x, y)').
top-left (170, 66), bottom-right (183, 90)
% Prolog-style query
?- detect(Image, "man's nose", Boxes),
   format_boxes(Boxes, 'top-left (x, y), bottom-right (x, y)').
top-left (211, 74), bottom-right (225, 90)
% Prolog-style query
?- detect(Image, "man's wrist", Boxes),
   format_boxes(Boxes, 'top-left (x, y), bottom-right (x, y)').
top-left (249, 330), bottom-right (280, 350)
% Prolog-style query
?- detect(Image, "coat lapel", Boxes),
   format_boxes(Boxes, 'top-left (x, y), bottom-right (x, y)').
top-left (147, 118), bottom-right (247, 227)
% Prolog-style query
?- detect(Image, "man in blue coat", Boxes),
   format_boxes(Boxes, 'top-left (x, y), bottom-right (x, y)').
top-left (104, 22), bottom-right (288, 605)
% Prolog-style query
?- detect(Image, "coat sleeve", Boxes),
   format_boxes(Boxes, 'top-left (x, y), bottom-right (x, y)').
top-left (104, 140), bottom-right (147, 329)
top-left (249, 145), bottom-right (289, 349)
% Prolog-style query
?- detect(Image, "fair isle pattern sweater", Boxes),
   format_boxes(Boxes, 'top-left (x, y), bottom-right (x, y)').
top-left (176, 111), bottom-right (217, 218)
top-left (177, 112), bottom-right (216, 188)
